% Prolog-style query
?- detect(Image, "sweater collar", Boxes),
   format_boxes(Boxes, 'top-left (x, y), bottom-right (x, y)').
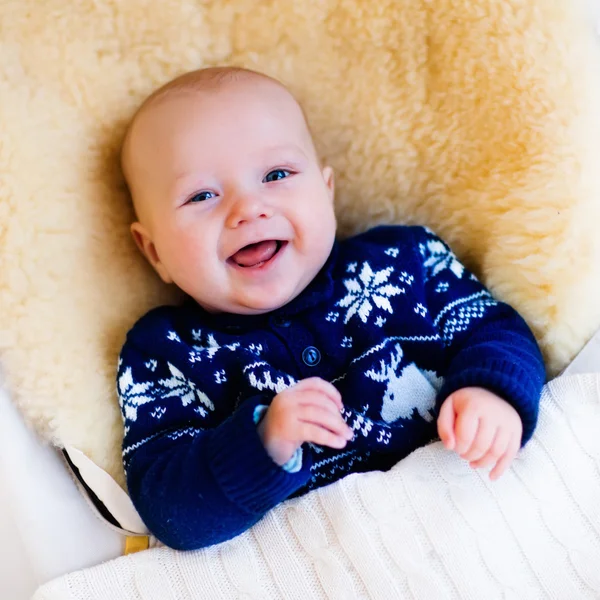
top-left (182, 242), bottom-right (338, 330)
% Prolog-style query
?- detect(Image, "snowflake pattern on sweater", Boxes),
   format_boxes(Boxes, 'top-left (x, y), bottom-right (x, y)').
top-left (117, 225), bottom-right (545, 550)
top-left (336, 262), bottom-right (405, 324)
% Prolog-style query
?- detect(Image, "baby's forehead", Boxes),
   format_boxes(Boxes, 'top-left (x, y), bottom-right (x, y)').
top-left (132, 77), bottom-right (307, 145)
top-left (127, 78), bottom-right (313, 163)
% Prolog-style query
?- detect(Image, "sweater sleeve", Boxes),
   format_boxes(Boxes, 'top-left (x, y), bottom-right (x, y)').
top-left (117, 337), bottom-right (311, 550)
top-left (411, 227), bottom-right (546, 445)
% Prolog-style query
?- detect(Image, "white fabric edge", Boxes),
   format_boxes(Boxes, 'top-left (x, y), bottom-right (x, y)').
top-left (63, 446), bottom-right (148, 535)
top-left (561, 325), bottom-right (600, 376)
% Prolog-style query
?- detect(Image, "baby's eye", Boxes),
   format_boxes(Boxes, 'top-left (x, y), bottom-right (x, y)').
top-left (263, 169), bottom-right (290, 183)
top-left (187, 191), bottom-right (215, 203)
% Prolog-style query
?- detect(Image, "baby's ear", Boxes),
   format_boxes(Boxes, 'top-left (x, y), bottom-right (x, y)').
top-left (322, 166), bottom-right (335, 200)
top-left (130, 222), bottom-right (173, 284)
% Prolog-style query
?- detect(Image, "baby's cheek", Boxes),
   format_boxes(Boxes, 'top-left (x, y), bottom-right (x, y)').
top-left (164, 232), bottom-right (217, 286)
top-left (307, 206), bottom-right (336, 250)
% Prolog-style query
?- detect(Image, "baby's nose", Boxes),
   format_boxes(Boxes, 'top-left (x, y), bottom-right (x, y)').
top-left (226, 194), bottom-right (272, 228)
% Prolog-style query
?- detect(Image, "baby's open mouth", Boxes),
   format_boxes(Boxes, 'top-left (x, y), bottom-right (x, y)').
top-left (229, 240), bottom-right (286, 268)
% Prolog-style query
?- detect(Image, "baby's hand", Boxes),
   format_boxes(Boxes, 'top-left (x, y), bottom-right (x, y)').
top-left (258, 377), bottom-right (353, 467)
top-left (437, 387), bottom-right (522, 480)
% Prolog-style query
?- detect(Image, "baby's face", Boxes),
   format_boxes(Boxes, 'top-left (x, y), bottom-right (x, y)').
top-left (126, 78), bottom-right (336, 314)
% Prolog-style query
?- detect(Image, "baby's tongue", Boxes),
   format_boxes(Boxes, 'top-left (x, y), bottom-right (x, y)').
top-left (232, 240), bottom-right (278, 267)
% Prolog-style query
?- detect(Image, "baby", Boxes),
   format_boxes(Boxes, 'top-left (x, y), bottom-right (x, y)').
top-left (117, 66), bottom-right (545, 550)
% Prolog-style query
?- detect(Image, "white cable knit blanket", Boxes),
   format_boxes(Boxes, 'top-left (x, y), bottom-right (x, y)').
top-left (35, 374), bottom-right (600, 600)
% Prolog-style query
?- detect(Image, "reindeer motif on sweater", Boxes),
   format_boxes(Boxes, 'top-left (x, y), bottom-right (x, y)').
top-left (365, 343), bottom-right (443, 423)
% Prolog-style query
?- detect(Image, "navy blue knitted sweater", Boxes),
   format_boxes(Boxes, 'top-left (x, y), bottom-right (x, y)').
top-left (117, 225), bottom-right (545, 550)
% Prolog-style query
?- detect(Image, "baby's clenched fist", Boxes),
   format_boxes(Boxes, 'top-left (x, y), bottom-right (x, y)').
top-left (437, 387), bottom-right (522, 480)
top-left (257, 377), bottom-right (353, 467)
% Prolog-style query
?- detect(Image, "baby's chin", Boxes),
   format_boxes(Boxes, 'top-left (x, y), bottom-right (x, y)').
top-left (194, 286), bottom-right (302, 316)
top-left (226, 293), bottom-right (297, 316)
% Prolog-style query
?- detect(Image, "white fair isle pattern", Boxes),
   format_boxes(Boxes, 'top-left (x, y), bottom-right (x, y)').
top-left (433, 290), bottom-right (493, 328)
top-left (149, 407), bottom-right (165, 420)
top-left (343, 408), bottom-right (373, 439)
top-left (337, 261), bottom-right (405, 324)
top-left (414, 303), bottom-right (427, 317)
top-left (247, 343), bottom-right (263, 355)
top-left (348, 335), bottom-right (441, 370)
top-left (398, 271), bottom-right (414, 286)
top-left (440, 297), bottom-right (498, 345)
top-left (420, 237), bottom-right (464, 280)
top-left (189, 334), bottom-right (241, 364)
top-left (121, 433), bottom-right (161, 459)
top-left (193, 334), bottom-right (221, 359)
top-left (117, 367), bottom-right (155, 422)
top-left (166, 427), bottom-right (203, 442)
top-left (244, 362), bottom-right (296, 394)
top-left (364, 344), bottom-right (443, 423)
top-left (35, 374), bottom-right (600, 600)
top-left (340, 403), bottom-right (397, 447)
top-left (158, 363), bottom-right (214, 414)
top-left (311, 451), bottom-right (371, 482)
top-left (118, 363), bottom-right (215, 423)
top-left (341, 336), bottom-right (353, 348)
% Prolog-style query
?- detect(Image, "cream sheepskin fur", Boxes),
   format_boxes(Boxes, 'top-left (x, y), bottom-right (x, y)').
top-left (1, 0), bottom-right (599, 486)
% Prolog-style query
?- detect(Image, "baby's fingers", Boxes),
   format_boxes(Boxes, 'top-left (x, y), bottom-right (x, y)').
top-left (489, 435), bottom-right (520, 481)
top-left (298, 405), bottom-right (353, 440)
top-left (299, 423), bottom-right (349, 450)
top-left (454, 411), bottom-right (479, 456)
top-left (469, 429), bottom-right (507, 469)
top-left (295, 378), bottom-right (343, 410)
top-left (462, 421), bottom-right (496, 462)
top-left (437, 396), bottom-right (456, 450)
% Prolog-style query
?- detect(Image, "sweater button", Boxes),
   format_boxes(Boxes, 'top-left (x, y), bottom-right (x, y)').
top-left (302, 346), bottom-right (321, 367)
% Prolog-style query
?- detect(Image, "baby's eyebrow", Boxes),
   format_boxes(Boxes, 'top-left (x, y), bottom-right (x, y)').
top-left (170, 172), bottom-right (210, 200)
top-left (173, 171), bottom-right (200, 185)
top-left (262, 144), bottom-right (309, 161)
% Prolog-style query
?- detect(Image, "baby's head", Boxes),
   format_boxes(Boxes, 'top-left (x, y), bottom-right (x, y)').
top-left (121, 67), bottom-right (336, 315)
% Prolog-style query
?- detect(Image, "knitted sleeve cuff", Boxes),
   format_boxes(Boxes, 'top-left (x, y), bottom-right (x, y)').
top-left (438, 358), bottom-right (544, 445)
top-left (207, 396), bottom-right (312, 514)
top-left (253, 405), bottom-right (303, 473)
